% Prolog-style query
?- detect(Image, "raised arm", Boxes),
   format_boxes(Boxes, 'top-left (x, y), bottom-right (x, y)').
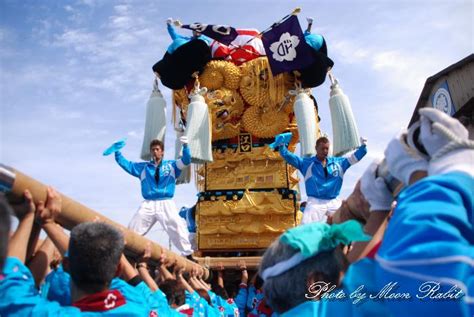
top-left (114, 151), bottom-right (145, 177)
top-left (27, 238), bottom-right (58, 287)
top-left (341, 141), bottom-right (367, 171)
top-left (279, 145), bottom-right (304, 170)
top-left (157, 255), bottom-right (176, 282)
top-left (166, 21), bottom-right (182, 40)
top-left (235, 261), bottom-right (249, 316)
top-left (7, 190), bottom-right (36, 263)
top-left (189, 268), bottom-right (203, 290)
top-left (177, 268), bottom-right (194, 294)
top-left (37, 188), bottom-right (69, 255)
top-left (137, 242), bottom-right (159, 291)
top-left (353, 143), bottom-right (367, 161)
top-left (216, 262), bottom-right (225, 289)
top-left (176, 136), bottom-right (191, 170)
top-left (0, 191), bottom-right (78, 316)
top-left (25, 220), bottom-right (42, 265)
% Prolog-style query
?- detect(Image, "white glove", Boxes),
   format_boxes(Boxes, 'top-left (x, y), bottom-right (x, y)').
top-left (419, 108), bottom-right (474, 177)
top-left (360, 159), bottom-right (393, 211)
top-left (360, 136), bottom-right (367, 146)
top-left (166, 18), bottom-right (173, 24)
top-left (179, 136), bottom-right (188, 145)
top-left (406, 121), bottom-right (429, 160)
top-left (419, 108), bottom-right (469, 158)
top-left (384, 129), bottom-right (428, 185)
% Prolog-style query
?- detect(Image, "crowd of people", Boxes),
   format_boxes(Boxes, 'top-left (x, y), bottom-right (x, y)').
top-left (0, 107), bottom-right (472, 316)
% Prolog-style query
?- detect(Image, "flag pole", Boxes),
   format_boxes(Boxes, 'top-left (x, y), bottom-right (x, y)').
top-left (260, 7), bottom-right (301, 35)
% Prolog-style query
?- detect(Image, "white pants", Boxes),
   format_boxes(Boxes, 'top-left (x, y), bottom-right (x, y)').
top-left (301, 197), bottom-right (342, 224)
top-left (128, 199), bottom-right (194, 256)
top-left (189, 232), bottom-right (197, 251)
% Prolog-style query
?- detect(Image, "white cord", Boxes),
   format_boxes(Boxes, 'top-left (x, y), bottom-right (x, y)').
top-left (431, 122), bottom-right (474, 160)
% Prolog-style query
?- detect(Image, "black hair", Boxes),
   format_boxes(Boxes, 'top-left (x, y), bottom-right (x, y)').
top-left (196, 288), bottom-right (212, 306)
top-left (316, 136), bottom-right (330, 147)
top-left (160, 279), bottom-right (185, 306)
top-left (68, 222), bottom-right (124, 293)
top-left (213, 284), bottom-right (229, 299)
top-left (149, 139), bottom-right (164, 151)
top-left (254, 274), bottom-right (264, 290)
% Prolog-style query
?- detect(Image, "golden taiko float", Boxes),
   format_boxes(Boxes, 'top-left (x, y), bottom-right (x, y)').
top-left (168, 56), bottom-right (319, 252)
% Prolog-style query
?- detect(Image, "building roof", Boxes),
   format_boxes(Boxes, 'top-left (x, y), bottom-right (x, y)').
top-left (408, 54), bottom-right (474, 127)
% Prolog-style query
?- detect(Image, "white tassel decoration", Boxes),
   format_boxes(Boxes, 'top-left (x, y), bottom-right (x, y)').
top-left (328, 74), bottom-right (361, 156)
top-left (184, 79), bottom-right (213, 163)
top-left (293, 89), bottom-right (317, 157)
top-left (140, 79), bottom-right (167, 161)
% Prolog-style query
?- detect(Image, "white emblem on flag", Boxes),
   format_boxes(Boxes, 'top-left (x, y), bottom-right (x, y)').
top-left (269, 32), bottom-right (300, 62)
top-left (189, 23), bottom-right (207, 32)
top-left (212, 25), bottom-right (232, 35)
top-left (104, 293), bottom-right (117, 309)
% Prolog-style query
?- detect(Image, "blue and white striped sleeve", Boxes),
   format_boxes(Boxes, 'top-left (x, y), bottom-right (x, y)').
top-left (341, 144), bottom-right (367, 171)
top-left (176, 144), bottom-right (191, 170)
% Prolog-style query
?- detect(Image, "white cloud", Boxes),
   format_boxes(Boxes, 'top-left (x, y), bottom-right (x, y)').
top-left (46, 4), bottom-right (166, 98)
top-left (113, 4), bottom-right (129, 15)
top-left (331, 39), bottom-right (369, 64)
top-left (79, 77), bottom-right (124, 92)
top-left (48, 106), bottom-right (84, 119)
top-left (371, 50), bottom-right (437, 94)
top-left (331, 40), bottom-right (442, 95)
top-left (54, 29), bottom-right (98, 53)
top-left (127, 130), bottom-right (143, 139)
top-left (78, 0), bottom-right (97, 7)
top-left (109, 16), bottom-right (133, 30)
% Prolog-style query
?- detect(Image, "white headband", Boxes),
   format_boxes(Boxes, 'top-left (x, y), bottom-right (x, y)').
top-left (260, 252), bottom-right (307, 281)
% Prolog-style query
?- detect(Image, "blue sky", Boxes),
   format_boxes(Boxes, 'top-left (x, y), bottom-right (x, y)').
top-left (1, 0), bottom-right (472, 247)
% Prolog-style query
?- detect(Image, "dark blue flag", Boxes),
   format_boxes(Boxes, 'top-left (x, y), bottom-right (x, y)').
top-left (261, 15), bottom-right (314, 75)
top-left (181, 23), bottom-right (238, 46)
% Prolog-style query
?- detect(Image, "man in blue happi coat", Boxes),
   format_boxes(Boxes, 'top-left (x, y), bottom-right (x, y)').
top-left (277, 135), bottom-right (367, 224)
top-left (110, 137), bottom-right (193, 256)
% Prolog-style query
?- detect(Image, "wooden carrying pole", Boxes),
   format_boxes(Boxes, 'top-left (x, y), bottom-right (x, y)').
top-left (195, 256), bottom-right (262, 270)
top-left (0, 164), bottom-right (208, 278)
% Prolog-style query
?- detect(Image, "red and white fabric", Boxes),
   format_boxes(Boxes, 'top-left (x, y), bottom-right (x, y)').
top-left (210, 29), bottom-right (265, 65)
